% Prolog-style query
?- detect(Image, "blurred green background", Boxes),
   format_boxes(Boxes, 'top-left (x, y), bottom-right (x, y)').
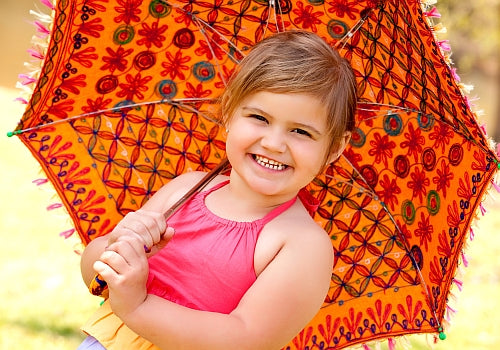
top-left (0, 0), bottom-right (499, 349)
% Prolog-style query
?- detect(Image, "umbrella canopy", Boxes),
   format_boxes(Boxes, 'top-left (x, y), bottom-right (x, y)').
top-left (11, 0), bottom-right (499, 348)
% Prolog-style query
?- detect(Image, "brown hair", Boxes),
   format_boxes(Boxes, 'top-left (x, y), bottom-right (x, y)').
top-left (220, 30), bottom-right (357, 161)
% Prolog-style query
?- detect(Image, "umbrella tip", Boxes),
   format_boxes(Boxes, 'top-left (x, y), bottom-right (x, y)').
top-left (438, 327), bottom-right (447, 340)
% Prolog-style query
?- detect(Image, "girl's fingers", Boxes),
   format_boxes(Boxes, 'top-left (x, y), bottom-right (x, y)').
top-left (117, 210), bottom-right (167, 248)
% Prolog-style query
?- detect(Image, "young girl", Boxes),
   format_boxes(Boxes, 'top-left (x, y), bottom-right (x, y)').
top-left (78, 30), bottom-right (357, 349)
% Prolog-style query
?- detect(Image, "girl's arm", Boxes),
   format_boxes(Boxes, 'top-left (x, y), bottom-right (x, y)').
top-left (100, 219), bottom-right (333, 350)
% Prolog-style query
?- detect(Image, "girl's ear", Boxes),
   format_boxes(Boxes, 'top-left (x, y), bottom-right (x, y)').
top-left (327, 131), bottom-right (351, 164)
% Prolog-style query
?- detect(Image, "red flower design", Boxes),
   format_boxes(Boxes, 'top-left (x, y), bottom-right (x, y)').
top-left (62, 161), bottom-right (92, 186)
top-left (317, 315), bottom-right (341, 347)
top-left (368, 132), bottom-right (396, 167)
top-left (215, 65), bottom-right (236, 89)
top-left (437, 229), bottom-right (452, 257)
top-left (400, 122), bottom-right (425, 162)
top-left (429, 123), bottom-right (453, 153)
top-left (292, 1), bottom-right (323, 31)
top-left (429, 256), bottom-right (444, 285)
top-left (343, 147), bottom-right (363, 169)
top-left (342, 307), bottom-right (363, 335)
top-left (46, 134), bottom-right (76, 162)
top-left (291, 326), bottom-right (314, 350)
top-left (446, 200), bottom-right (462, 228)
top-left (183, 82), bottom-right (212, 99)
top-left (395, 219), bottom-right (412, 240)
top-left (414, 212), bottom-right (433, 251)
top-left (433, 159), bottom-right (453, 198)
top-left (82, 96), bottom-right (113, 113)
top-left (79, 18), bottom-right (105, 38)
top-left (86, 0), bottom-right (108, 12)
top-left (407, 167), bottom-right (429, 203)
top-left (137, 22), bottom-right (168, 48)
top-left (60, 74), bottom-right (87, 94)
top-left (77, 189), bottom-right (107, 215)
top-left (396, 295), bottom-right (423, 327)
top-left (101, 46), bottom-right (134, 73)
top-left (117, 73), bottom-right (153, 101)
top-left (72, 47), bottom-right (98, 68)
top-left (161, 50), bottom-right (191, 80)
top-left (47, 100), bottom-right (75, 119)
top-left (366, 299), bottom-right (392, 331)
top-left (174, 6), bottom-right (194, 26)
top-left (356, 107), bottom-right (376, 127)
top-left (327, 0), bottom-right (360, 20)
top-left (114, 0), bottom-right (142, 24)
top-left (194, 36), bottom-right (226, 61)
top-left (377, 174), bottom-right (401, 211)
top-left (457, 172), bottom-right (473, 201)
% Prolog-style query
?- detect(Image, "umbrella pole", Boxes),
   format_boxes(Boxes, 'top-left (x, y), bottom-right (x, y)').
top-left (163, 157), bottom-right (230, 220)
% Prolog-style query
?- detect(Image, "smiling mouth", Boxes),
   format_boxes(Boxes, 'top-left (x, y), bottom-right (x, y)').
top-left (253, 155), bottom-right (288, 171)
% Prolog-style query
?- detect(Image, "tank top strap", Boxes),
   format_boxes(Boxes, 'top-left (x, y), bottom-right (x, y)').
top-left (202, 179), bottom-right (230, 196)
top-left (260, 196), bottom-right (297, 224)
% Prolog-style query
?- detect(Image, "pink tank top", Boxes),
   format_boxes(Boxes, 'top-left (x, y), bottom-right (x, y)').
top-left (146, 180), bottom-right (302, 314)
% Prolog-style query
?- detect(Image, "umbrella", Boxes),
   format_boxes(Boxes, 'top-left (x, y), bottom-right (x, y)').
top-left (10, 0), bottom-right (500, 348)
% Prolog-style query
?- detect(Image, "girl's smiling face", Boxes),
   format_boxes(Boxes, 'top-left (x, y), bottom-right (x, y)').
top-left (225, 91), bottom-right (336, 201)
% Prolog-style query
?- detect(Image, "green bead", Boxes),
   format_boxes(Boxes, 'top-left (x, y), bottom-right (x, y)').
top-left (439, 332), bottom-right (446, 340)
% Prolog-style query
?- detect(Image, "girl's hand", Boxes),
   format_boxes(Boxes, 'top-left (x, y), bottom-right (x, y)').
top-left (93, 234), bottom-right (149, 318)
top-left (107, 210), bottom-right (174, 256)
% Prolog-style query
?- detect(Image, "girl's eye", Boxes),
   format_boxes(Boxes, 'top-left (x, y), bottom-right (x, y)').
top-left (250, 114), bottom-right (268, 123)
top-left (292, 128), bottom-right (312, 138)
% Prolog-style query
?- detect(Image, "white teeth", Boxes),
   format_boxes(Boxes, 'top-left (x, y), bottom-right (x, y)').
top-left (255, 155), bottom-right (286, 170)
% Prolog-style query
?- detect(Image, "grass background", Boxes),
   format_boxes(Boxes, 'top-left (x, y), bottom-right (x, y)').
top-left (1, 0), bottom-right (499, 349)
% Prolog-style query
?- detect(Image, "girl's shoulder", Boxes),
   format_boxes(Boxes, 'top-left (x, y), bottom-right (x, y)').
top-left (142, 171), bottom-right (229, 212)
top-left (264, 201), bottom-right (331, 247)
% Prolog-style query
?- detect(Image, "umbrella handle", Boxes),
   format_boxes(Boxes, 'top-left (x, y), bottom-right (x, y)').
top-left (88, 158), bottom-right (230, 297)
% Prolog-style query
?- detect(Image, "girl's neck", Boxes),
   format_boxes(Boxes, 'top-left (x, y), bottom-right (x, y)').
top-left (205, 174), bottom-right (298, 222)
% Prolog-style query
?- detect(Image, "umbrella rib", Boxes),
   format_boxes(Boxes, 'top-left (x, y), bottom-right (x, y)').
top-left (10, 98), bottom-right (222, 135)
top-left (268, 0), bottom-right (284, 33)
top-left (334, 7), bottom-right (373, 50)
top-left (324, 281), bottom-right (421, 310)
top-left (189, 13), bottom-right (243, 63)
top-left (191, 18), bottom-right (231, 87)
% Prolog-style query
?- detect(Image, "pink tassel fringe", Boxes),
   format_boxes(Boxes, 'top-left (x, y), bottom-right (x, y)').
top-left (46, 203), bottom-right (63, 211)
top-left (388, 338), bottom-right (396, 350)
top-left (59, 228), bottom-right (75, 239)
top-left (479, 203), bottom-right (487, 216)
top-left (27, 48), bottom-right (44, 60)
top-left (424, 6), bottom-right (441, 18)
top-left (32, 178), bottom-right (49, 186)
top-left (40, 0), bottom-right (55, 10)
top-left (462, 251), bottom-right (469, 268)
top-left (438, 40), bottom-right (451, 52)
top-left (34, 20), bottom-right (50, 36)
top-left (15, 97), bottom-right (29, 104)
top-left (18, 74), bottom-right (37, 85)
top-left (492, 180), bottom-right (500, 193)
top-left (453, 278), bottom-right (463, 292)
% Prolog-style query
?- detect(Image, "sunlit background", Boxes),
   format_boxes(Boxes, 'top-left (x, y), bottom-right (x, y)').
top-left (0, 0), bottom-right (499, 349)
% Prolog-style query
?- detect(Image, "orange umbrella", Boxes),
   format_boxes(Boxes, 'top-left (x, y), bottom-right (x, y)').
top-left (10, 0), bottom-right (499, 348)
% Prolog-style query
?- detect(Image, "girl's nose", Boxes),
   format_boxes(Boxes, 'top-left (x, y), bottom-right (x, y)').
top-left (260, 127), bottom-right (287, 153)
